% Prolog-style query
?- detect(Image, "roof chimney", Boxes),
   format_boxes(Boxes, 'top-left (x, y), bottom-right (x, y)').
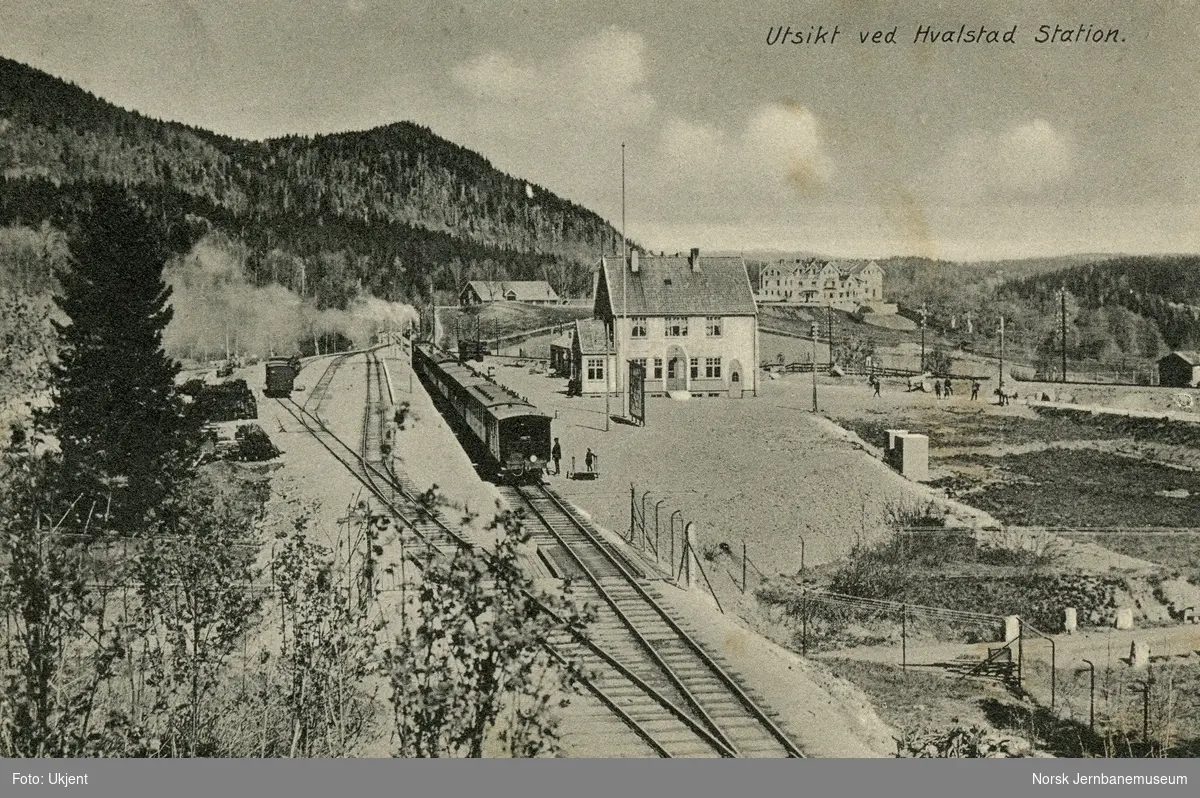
top-left (689, 247), bottom-right (701, 272)
top-left (630, 249), bottom-right (639, 273)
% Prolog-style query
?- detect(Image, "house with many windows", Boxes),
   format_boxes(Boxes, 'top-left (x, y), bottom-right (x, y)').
top-left (577, 248), bottom-right (758, 398)
top-left (756, 259), bottom-right (891, 312)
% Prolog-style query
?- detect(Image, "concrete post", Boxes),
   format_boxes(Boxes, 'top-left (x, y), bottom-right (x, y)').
top-left (1115, 607), bottom-right (1134, 630)
top-left (1064, 607), bottom-right (1077, 635)
top-left (1130, 640), bottom-right (1150, 669)
top-left (1004, 615), bottom-right (1020, 643)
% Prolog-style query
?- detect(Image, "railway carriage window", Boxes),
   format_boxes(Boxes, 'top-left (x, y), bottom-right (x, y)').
top-left (705, 357), bottom-right (722, 378)
top-left (653, 358), bottom-right (663, 379)
top-left (587, 358), bottom-right (605, 381)
top-left (631, 316), bottom-right (647, 338)
top-left (705, 316), bottom-right (722, 337)
top-left (689, 358), bottom-right (699, 379)
top-left (665, 316), bottom-right (688, 337)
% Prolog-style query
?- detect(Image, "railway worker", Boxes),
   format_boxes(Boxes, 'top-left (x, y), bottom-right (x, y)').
top-left (934, 379), bottom-right (943, 400)
top-left (552, 438), bottom-right (562, 475)
top-left (971, 380), bottom-right (980, 401)
top-left (585, 448), bottom-right (596, 473)
top-left (943, 377), bottom-right (953, 397)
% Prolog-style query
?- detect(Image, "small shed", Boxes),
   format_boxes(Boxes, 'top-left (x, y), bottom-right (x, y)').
top-left (549, 331), bottom-right (574, 377)
top-left (1157, 351), bottom-right (1200, 388)
top-left (569, 319), bottom-right (615, 396)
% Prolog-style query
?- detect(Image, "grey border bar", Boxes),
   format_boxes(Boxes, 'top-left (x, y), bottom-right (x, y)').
top-left (3, 759), bottom-right (1194, 798)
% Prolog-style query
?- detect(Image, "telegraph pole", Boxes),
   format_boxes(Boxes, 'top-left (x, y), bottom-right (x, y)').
top-left (811, 322), bottom-right (819, 412)
top-left (919, 303), bottom-right (928, 372)
top-left (1060, 286), bottom-right (1068, 382)
top-left (999, 315), bottom-right (1006, 395)
top-left (826, 302), bottom-right (834, 369)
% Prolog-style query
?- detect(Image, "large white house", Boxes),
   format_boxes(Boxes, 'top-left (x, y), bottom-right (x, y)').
top-left (581, 248), bottom-right (758, 398)
top-left (757, 259), bottom-right (891, 312)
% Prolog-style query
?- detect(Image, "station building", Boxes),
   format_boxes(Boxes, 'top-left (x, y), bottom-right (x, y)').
top-left (574, 248), bottom-right (758, 398)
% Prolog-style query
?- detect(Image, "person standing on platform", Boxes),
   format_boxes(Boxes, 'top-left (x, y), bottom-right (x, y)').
top-left (585, 448), bottom-right (595, 473)
top-left (552, 438), bottom-right (562, 475)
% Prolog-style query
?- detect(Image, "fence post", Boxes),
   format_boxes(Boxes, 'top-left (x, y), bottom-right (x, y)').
top-left (641, 491), bottom-right (652, 551)
top-left (629, 483), bottom-right (635, 542)
top-left (901, 603), bottom-right (907, 673)
top-left (801, 589), bottom-right (809, 656)
top-left (742, 541), bottom-right (747, 594)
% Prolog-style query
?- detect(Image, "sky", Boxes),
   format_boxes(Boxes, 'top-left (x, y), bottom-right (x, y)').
top-left (1, 0), bottom-right (1198, 261)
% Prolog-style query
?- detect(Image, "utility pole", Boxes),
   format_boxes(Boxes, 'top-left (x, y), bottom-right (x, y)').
top-left (919, 303), bottom-right (928, 372)
top-left (826, 302), bottom-right (834, 369)
top-left (1061, 285), bottom-right (1068, 383)
top-left (999, 315), bottom-right (1005, 396)
top-left (811, 321), bottom-right (819, 412)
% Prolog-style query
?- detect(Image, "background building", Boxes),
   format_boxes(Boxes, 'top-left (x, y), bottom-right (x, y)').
top-left (459, 280), bottom-right (561, 306)
top-left (1157, 351), bottom-right (1200, 387)
top-left (757, 259), bottom-right (893, 312)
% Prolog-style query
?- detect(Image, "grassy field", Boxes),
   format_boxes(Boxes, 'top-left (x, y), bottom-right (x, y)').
top-left (938, 449), bottom-right (1200, 530)
top-left (438, 303), bottom-right (592, 345)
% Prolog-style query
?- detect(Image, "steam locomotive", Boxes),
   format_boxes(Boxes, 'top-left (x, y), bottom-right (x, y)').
top-left (412, 342), bottom-right (551, 483)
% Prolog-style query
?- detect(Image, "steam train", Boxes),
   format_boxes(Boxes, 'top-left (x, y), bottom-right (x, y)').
top-left (412, 342), bottom-right (551, 483)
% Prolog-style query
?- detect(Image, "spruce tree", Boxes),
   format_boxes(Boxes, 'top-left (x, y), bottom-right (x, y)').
top-left (40, 187), bottom-right (198, 532)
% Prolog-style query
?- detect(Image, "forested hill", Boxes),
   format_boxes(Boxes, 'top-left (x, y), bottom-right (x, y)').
top-left (0, 56), bottom-right (624, 302)
top-left (1000, 256), bottom-right (1200, 351)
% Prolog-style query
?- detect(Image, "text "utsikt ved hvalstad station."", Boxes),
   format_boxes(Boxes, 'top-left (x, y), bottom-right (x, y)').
top-left (766, 24), bottom-right (1125, 46)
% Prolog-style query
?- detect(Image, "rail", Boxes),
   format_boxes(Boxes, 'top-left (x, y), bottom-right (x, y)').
top-left (511, 485), bottom-right (740, 756)
top-left (531, 486), bottom-right (804, 757)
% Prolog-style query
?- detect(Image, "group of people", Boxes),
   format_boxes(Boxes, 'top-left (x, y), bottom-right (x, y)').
top-left (549, 437), bottom-right (595, 476)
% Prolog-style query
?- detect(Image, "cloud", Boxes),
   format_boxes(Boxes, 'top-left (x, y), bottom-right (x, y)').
top-left (936, 119), bottom-right (1074, 201)
top-left (452, 26), bottom-right (654, 122)
top-left (651, 102), bottom-right (834, 216)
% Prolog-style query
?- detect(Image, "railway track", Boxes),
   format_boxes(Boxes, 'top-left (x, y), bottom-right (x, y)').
top-left (276, 348), bottom-right (788, 757)
top-left (498, 484), bottom-right (804, 758)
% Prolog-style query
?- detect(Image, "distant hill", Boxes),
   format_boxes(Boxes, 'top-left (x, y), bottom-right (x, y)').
top-left (0, 56), bottom-right (626, 306)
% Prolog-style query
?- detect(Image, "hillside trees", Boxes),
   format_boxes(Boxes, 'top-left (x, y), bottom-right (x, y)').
top-left (37, 186), bottom-right (200, 531)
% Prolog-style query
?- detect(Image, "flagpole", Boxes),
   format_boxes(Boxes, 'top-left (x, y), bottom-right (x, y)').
top-left (621, 143), bottom-right (628, 419)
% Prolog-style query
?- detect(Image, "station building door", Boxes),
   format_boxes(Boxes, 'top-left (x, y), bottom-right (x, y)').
top-left (665, 345), bottom-right (687, 392)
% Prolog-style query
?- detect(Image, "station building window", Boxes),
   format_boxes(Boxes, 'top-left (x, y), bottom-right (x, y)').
top-left (665, 316), bottom-right (688, 337)
top-left (631, 316), bottom-right (647, 338)
top-left (705, 357), bottom-right (722, 378)
top-left (706, 316), bottom-right (722, 337)
top-left (689, 358), bottom-right (699, 379)
top-left (587, 358), bottom-right (605, 381)
top-left (653, 358), bottom-right (663, 379)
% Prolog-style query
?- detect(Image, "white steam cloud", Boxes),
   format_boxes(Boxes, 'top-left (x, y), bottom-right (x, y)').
top-left (163, 234), bottom-right (418, 361)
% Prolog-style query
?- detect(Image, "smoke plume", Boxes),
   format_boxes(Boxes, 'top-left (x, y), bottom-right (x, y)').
top-left (163, 233), bottom-right (418, 361)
